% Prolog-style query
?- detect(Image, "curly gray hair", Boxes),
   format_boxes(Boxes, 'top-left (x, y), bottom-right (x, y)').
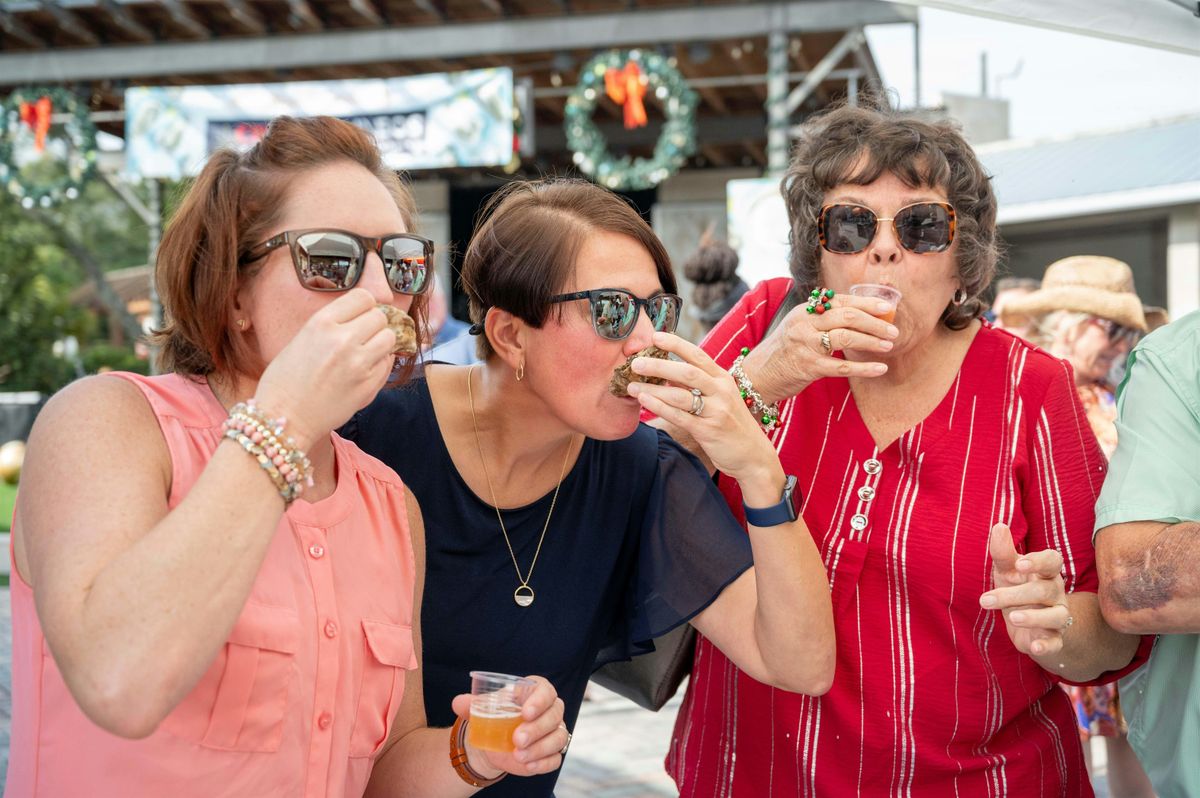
top-left (782, 102), bottom-right (1001, 330)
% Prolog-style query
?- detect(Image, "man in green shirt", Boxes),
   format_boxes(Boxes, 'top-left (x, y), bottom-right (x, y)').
top-left (1096, 309), bottom-right (1200, 798)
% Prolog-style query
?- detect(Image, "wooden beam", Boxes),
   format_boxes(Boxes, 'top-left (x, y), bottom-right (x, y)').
top-left (97, 0), bottom-right (154, 41)
top-left (413, 0), bottom-right (446, 21)
top-left (222, 0), bottom-right (267, 34)
top-left (478, 0), bottom-right (506, 15)
top-left (344, 0), bottom-right (384, 26)
top-left (700, 144), bottom-right (731, 168)
top-left (741, 139), bottom-right (766, 167)
top-left (0, 8), bottom-right (46, 47)
top-left (159, 0), bottom-right (210, 39)
top-left (284, 0), bottom-right (322, 30)
top-left (37, 0), bottom-right (98, 44)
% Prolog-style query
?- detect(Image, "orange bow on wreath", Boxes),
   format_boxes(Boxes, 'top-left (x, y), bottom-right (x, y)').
top-left (19, 95), bottom-right (52, 152)
top-left (604, 61), bottom-right (649, 130)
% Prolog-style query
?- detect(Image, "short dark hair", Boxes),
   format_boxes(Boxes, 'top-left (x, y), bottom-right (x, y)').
top-left (153, 115), bottom-right (425, 379)
top-left (461, 178), bottom-right (677, 358)
top-left (783, 101), bottom-right (1001, 330)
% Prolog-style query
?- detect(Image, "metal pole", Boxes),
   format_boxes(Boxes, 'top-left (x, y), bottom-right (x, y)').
top-left (765, 4), bottom-right (789, 177)
top-left (912, 19), bottom-right (921, 107)
top-left (147, 179), bottom-right (163, 374)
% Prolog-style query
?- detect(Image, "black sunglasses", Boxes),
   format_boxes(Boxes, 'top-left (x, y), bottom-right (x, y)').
top-left (818, 202), bottom-right (956, 255)
top-left (241, 228), bottom-right (434, 295)
top-left (548, 289), bottom-right (683, 341)
top-left (1089, 317), bottom-right (1140, 346)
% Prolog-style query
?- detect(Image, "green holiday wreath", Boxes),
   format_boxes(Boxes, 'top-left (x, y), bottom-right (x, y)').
top-left (564, 49), bottom-right (698, 191)
top-left (0, 85), bottom-right (98, 207)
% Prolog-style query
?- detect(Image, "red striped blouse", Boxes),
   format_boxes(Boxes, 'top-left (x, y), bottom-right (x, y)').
top-left (666, 278), bottom-right (1145, 797)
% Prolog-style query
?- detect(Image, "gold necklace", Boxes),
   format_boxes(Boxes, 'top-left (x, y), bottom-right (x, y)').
top-left (467, 365), bottom-right (574, 607)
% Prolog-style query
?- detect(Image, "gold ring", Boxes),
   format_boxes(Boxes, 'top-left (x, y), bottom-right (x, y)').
top-left (820, 331), bottom-right (833, 355)
top-left (559, 728), bottom-right (573, 756)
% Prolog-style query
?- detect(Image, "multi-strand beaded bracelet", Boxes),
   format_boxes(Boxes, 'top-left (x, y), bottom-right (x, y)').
top-left (222, 400), bottom-right (314, 504)
top-left (729, 346), bottom-right (780, 431)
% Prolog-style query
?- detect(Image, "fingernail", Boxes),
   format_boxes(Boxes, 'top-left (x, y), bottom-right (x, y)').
top-left (885, 325), bottom-right (900, 338)
top-left (1010, 611), bottom-right (1026, 624)
top-left (878, 340), bottom-right (893, 351)
top-left (626, 383), bottom-right (641, 395)
top-left (872, 363), bottom-right (888, 374)
top-left (980, 595), bottom-right (997, 608)
top-left (1032, 642), bottom-right (1044, 654)
top-left (1016, 558), bottom-right (1031, 570)
top-left (630, 359), bottom-right (645, 373)
top-left (516, 733), bottom-right (527, 746)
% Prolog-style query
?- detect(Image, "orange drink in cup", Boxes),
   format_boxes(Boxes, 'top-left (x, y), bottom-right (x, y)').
top-left (467, 671), bottom-right (535, 753)
top-left (849, 283), bottom-right (902, 323)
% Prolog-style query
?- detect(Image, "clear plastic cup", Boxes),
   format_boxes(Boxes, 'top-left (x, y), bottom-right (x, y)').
top-left (467, 671), bottom-right (535, 753)
top-left (849, 283), bottom-right (902, 323)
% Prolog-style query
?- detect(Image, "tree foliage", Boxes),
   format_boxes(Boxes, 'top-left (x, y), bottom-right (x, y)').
top-left (0, 177), bottom-right (155, 393)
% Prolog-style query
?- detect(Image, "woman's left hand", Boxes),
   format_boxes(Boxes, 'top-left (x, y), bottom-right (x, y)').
top-left (627, 331), bottom-right (778, 484)
top-left (449, 675), bottom-right (569, 778)
top-left (980, 523), bottom-right (1073, 658)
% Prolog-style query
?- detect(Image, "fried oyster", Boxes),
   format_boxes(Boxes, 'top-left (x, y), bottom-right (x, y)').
top-left (609, 345), bottom-right (670, 397)
top-left (378, 304), bottom-right (418, 356)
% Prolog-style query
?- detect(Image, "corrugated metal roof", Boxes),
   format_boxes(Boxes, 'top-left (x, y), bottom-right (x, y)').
top-left (977, 115), bottom-right (1200, 208)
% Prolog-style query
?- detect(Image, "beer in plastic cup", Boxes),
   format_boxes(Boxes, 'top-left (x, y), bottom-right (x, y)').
top-left (849, 283), bottom-right (902, 323)
top-left (467, 671), bottom-right (535, 753)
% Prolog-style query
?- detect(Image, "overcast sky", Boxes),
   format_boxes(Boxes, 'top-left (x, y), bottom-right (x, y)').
top-left (865, 7), bottom-right (1200, 141)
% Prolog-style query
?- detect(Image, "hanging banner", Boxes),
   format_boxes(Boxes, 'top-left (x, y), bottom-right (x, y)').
top-left (124, 68), bottom-right (513, 180)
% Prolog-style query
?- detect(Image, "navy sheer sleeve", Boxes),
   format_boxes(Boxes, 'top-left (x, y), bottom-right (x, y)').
top-left (595, 430), bottom-right (753, 668)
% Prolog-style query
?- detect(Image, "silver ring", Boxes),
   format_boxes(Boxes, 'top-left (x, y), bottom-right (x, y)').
top-left (819, 331), bottom-right (833, 355)
top-left (689, 387), bottom-right (704, 416)
top-left (1063, 615), bottom-right (1075, 628)
top-left (559, 728), bottom-right (573, 756)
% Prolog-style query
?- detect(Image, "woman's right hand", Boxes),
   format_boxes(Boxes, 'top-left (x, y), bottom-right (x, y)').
top-left (450, 676), bottom-right (569, 778)
top-left (254, 288), bottom-right (398, 449)
top-left (743, 291), bottom-right (899, 405)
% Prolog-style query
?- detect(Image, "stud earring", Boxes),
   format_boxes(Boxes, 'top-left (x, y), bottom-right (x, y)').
top-left (236, 319), bottom-right (246, 329)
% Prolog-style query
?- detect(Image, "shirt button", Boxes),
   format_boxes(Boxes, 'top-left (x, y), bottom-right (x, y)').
top-left (858, 485), bottom-right (876, 502)
top-left (863, 459), bottom-right (882, 475)
top-left (850, 513), bottom-right (869, 531)
top-left (308, 544), bottom-right (325, 558)
top-left (317, 712), bottom-right (333, 730)
top-left (324, 620), bottom-right (338, 638)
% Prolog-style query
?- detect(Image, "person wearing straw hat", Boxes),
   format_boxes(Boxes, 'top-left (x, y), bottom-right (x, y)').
top-left (1005, 255), bottom-right (1158, 797)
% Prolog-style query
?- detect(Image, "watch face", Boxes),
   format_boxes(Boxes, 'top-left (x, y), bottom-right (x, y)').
top-left (784, 474), bottom-right (799, 521)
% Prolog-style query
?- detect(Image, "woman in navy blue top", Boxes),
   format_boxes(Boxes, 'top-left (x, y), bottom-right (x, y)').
top-left (345, 178), bottom-right (834, 797)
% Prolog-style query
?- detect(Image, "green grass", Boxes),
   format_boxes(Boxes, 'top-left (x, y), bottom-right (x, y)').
top-left (0, 480), bottom-right (16, 533)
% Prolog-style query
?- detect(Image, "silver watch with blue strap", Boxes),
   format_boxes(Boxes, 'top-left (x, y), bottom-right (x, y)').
top-left (743, 474), bottom-right (800, 527)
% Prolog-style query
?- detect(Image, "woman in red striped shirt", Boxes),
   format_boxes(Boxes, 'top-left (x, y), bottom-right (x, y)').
top-left (662, 104), bottom-right (1149, 797)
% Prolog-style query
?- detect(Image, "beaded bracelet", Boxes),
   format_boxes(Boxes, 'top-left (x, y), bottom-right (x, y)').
top-left (730, 347), bottom-right (780, 431)
top-left (222, 400), bottom-right (313, 505)
top-left (449, 716), bottom-right (507, 788)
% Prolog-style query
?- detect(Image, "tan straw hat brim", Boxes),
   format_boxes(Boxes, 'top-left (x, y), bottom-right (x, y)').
top-left (1003, 287), bottom-right (1147, 331)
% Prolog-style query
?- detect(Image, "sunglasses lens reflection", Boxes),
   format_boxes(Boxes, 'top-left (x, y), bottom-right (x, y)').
top-left (650, 296), bottom-right (681, 333)
top-left (593, 292), bottom-right (637, 339)
top-left (895, 203), bottom-right (953, 253)
top-left (295, 232), bottom-right (362, 290)
top-left (824, 205), bottom-right (878, 254)
top-left (381, 237), bottom-right (429, 295)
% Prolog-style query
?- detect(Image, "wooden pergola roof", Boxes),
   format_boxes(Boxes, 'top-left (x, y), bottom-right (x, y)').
top-left (0, 0), bottom-right (915, 173)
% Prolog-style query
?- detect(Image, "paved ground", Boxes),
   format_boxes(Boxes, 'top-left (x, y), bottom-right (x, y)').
top-left (0, 588), bottom-right (1112, 796)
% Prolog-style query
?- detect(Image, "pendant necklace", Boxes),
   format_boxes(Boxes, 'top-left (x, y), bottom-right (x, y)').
top-left (468, 365), bottom-right (574, 607)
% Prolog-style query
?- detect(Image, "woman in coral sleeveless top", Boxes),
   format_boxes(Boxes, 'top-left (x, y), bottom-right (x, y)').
top-left (6, 116), bottom-right (566, 798)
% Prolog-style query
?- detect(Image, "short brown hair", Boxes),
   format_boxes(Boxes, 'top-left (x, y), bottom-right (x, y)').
top-left (152, 115), bottom-right (425, 377)
top-left (783, 101), bottom-right (1000, 330)
top-left (461, 178), bottom-right (677, 358)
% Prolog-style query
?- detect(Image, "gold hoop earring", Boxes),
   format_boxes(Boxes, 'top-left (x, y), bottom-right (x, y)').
top-left (236, 319), bottom-right (246, 330)
top-left (516, 361), bottom-right (525, 381)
